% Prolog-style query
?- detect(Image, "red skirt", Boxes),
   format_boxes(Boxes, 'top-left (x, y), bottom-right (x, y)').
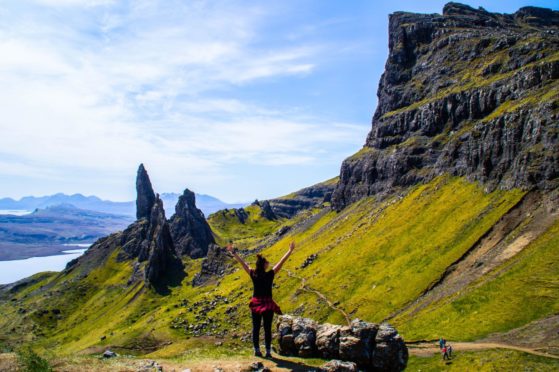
top-left (249, 296), bottom-right (282, 315)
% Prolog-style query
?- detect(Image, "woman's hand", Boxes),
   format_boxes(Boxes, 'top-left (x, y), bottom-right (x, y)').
top-left (289, 241), bottom-right (295, 252)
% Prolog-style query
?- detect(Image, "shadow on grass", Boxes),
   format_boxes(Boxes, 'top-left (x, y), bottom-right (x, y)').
top-left (267, 355), bottom-right (322, 371)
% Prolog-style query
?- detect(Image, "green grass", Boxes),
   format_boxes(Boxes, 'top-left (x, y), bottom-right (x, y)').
top-left (16, 347), bottom-right (52, 372)
top-left (208, 204), bottom-right (286, 248)
top-left (267, 176), bottom-right (525, 324)
top-left (2, 175), bottom-right (556, 363)
top-left (395, 218), bottom-right (559, 341)
top-left (407, 349), bottom-right (559, 371)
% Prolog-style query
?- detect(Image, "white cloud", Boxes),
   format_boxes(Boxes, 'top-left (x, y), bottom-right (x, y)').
top-left (0, 0), bottom-right (369, 201)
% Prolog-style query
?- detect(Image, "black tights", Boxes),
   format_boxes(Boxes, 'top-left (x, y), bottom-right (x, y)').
top-left (251, 311), bottom-right (274, 351)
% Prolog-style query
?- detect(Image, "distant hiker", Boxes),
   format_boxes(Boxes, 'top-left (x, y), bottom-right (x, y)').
top-left (447, 344), bottom-right (453, 358)
top-left (442, 346), bottom-right (450, 360)
top-left (439, 337), bottom-right (445, 349)
top-left (227, 241), bottom-right (295, 358)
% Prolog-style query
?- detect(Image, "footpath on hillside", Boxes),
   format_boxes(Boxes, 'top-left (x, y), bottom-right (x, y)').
top-left (408, 341), bottom-right (559, 359)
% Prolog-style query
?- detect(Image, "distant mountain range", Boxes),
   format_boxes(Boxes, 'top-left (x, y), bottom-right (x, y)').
top-left (0, 204), bottom-right (133, 260)
top-left (0, 192), bottom-right (247, 217)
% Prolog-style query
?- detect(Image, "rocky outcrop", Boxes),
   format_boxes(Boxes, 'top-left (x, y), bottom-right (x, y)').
top-left (120, 189), bottom-right (184, 291)
top-left (234, 208), bottom-right (249, 224)
top-left (143, 197), bottom-right (184, 289)
top-left (277, 316), bottom-right (408, 371)
top-left (259, 200), bottom-right (277, 220)
top-left (332, 3), bottom-right (559, 210)
top-left (136, 164), bottom-right (156, 220)
top-left (71, 165), bottom-right (185, 293)
top-left (191, 244), bottom-right (231, 286)
top-left (269, 178), bottom-right (337, 218)
top-left (169, 188), bottom-right (215, 258)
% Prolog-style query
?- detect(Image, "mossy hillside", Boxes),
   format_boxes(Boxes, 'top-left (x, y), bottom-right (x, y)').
top-left (270, 176), bottom-right (525, 324)
top-left (208, 204), bottom-right (286, 249)
top-left (0, 175), bottom-right (546, 358)
top-left (407, 349), bottom-right (559, 371)
top-left (172, 175), bottom-right (528, 336)
top-left (394, 218), bottom-right (559, 341)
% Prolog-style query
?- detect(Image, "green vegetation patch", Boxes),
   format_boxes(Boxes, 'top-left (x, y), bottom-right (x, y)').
top-left (395, 218), bottom-right (559, 341)
top-left (407, 349), bottom-right (559, 371)
top-left (208, 204), bottom-right (285, 249)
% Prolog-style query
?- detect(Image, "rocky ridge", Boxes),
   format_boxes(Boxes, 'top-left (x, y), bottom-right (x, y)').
top-left (270, 178), bottom-right (337, 218)
top-left (332, 3), bottom-right (559, 210)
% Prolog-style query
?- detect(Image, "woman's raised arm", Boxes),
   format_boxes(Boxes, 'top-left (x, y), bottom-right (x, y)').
top-left (226, 243), bottom-right (251, 275)
top-left (273, 241), bottom-right (295, 274)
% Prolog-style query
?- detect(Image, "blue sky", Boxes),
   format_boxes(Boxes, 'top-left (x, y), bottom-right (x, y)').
top-left (0, 0), bottom-right (557, 203)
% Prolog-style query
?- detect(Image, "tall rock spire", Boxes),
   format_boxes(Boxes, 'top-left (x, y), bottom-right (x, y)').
top-left (136, 163), bottom-right (156, 220)
top-left (144, 196), bottom-right (184, 291)
top-left (169, 188), bottom-right (215, 258)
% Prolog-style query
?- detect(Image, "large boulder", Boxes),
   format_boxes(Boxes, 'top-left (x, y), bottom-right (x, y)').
top-left (320, 360), bottom-right (357, 372)
top-left (292, 317), bottom-right (318, 357)
top-left (316, 323), bottom-right (342, 359)
top-left (277, 315), bottom-right (407, 371)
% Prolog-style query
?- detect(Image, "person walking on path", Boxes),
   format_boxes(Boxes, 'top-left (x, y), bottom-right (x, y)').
top-left (227, 241), bottom-right (295, 358)
top-left (442, 345), bottom-right (450, 360)
top-left (447, 344), bottom-right (453, 358)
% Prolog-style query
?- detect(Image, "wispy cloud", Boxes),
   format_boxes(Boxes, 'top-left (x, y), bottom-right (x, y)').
top-left (0, 0), bottom-right (369, 201)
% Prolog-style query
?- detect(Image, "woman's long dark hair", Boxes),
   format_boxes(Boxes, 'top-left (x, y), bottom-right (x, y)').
top-left (254, 254), bottom-right (268, 277)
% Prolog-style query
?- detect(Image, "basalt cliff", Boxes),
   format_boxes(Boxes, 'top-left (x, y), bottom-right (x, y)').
top-left (332, 2), bottom-right (559, 210)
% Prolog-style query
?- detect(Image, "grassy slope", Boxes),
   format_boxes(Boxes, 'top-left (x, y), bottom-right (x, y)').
top-left (407, 349), bottom-right (559, 371)
top-left (208, 204), bottom-right (286, 249)
top-left (395, 218), bottom-right (559, 341)
top-left (2, 175), bottom-right (558, 362)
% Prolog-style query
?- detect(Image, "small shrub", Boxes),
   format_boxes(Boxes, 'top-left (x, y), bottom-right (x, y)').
top-left (16, 347), bottom-right (52, 372)
top-left (0, 341), bottom-right (13, 353)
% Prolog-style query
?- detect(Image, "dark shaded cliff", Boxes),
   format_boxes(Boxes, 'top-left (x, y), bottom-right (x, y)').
top-left (332, 3), bottom-right (559, 210)
top-left (169, 188), bottom-right (215, 259)
top-left (136, 164), bottom-right (156, 219)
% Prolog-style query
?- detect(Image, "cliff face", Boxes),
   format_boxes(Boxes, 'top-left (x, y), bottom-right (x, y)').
top-left (332, 3), bottom-right (559, 210)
